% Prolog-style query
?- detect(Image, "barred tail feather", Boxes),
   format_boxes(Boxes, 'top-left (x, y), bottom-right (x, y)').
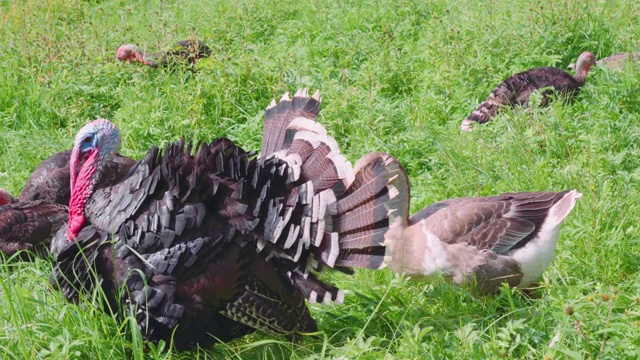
top-left (253, 90), bottom-right (411, 305)
top-left (261, 89), bottom-right (322, 157)
top-left (329, 152), bottom-right (410, 270)
top-left (290, 271), bottom-right (344, 305)
top-left (460, 91), bottom-right (504, 131)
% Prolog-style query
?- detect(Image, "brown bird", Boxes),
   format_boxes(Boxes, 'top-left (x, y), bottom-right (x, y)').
top-left (383, 190), bottom-right (582, 294)
top-left (461, 52), bottom-right (596, 131)
top-left (116, 40), bottom-right (212, 68)
top-left (0, 151), bottom-right (135, 257)
top-left (50, 89), bottom-right (409, 348)
top-left (569, 52), bottom-right (640, 71)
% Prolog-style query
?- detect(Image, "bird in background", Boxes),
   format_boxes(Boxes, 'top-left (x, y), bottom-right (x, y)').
top-left (568, 52), bottom-right (639, 71)
top-left (460, 52), bottom-right (596, 131)
top-left (116, 39), bottom-right (212, 68)
top-left (50, 89), bottom-right (410, 349)
top-left (383, 189), bottom-right (582, 294)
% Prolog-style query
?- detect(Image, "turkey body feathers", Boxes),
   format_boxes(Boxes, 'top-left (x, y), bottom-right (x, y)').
top-left (463, 67), bottom-right (583, 128)
top-left (0, 201), bottom-right (68, 257)
top-left (0, 151), bottom-right (134, 257)
top-left (52, 89), bottom-right (409, 348)
top-left (461, 52), bottom-right (595, 131)
top-left (19, 150), bottom-right (136, 205)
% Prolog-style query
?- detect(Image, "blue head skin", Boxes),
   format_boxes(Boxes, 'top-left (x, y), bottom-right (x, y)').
top-left (67, 119), bottom-right (122, 240)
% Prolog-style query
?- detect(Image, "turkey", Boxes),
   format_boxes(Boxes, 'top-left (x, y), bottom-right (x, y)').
top-left (460, 52), bottom-right (596, 131)
top-left (116, 39), bottom-right (212, 68)
top-left (569, 52), bottom-right (640, 71)
top-left (50, 89), bottom-right (409, 348)
top-left (383, 189), bottom-right (581, 294)
top-left (0, 151), bottom-right (135, 257)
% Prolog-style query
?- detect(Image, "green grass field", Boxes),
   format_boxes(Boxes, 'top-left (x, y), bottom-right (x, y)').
top-left (1, 0), bottom-right (639, 358)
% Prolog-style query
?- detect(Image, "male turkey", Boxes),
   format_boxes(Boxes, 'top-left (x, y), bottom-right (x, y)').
top-left (460, 52), bottom-right (596, 131)
top-left (116, 39), bottom-right (212, 68)
top-left (50, 89), bottom-right (409, 348)
top-left (569, 52), bottom-right (640, 71)
top-left (383, 189), bottom-right (581, 294)
top-left (0, 151), bottom-right (135, 257)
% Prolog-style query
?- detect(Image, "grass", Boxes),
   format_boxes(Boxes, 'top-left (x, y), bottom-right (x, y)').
top-left (1, 0), bottom-right (639, 358)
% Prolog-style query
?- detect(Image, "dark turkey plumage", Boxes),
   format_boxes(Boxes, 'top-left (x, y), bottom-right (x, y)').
top-left (51, 89), bottom-right (409, 349)
top-left (461, 52), bottom-right (596, 131)
top-left (0, 201), bottom-right (68, 257)
top-left (0, 151), bottom-right (135, 257)
top-left (116, 40), bottom-right (212, 68)
top-left (18, 150), bottom-right (136, 205)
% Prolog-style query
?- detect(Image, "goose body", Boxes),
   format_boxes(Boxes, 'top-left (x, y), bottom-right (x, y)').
top-left (385, 190), bottom-right (581, 293)
top-left (50, 89), bottom-right (409, 348)
top-left (461, 52), bottom-right (595, 131)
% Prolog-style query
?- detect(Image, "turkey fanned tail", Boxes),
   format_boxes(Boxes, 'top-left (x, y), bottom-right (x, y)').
top-left (239, 89), bottom-right (410, 304)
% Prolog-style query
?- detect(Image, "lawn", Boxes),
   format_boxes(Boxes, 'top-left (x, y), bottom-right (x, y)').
top-left (0, 0), bottom-right (639, 358)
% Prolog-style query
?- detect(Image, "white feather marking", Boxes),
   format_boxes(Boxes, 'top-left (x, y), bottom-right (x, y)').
top-left (511, 191), bottom-right (581, 287)
top-left (308, 291), bottom-right (317, 304)
top-left (282, 206), bottom-right (294, 228)
top-left (387, 185), bottom-right (399, 200)
top-left (314, 218), bottom-right (325, 247)
top-left (293, 234), bottom-right (304, 261)
top-left (304, 180), bottom-right (314, 204)
top-left (272, 221), bottom-right (285, 243)
top-left (301, 216), bottom-right (311, 244)
top-left (419, 224), bottom-right (453, 279)
top-left (280, 92), bottom-right (291, 102)
top-left (292, 131), bottom-right (322, 149)
top-left (317, 192), bottom-right (327, 220)
top-left (324, 189), bottom-right (338, 215)
top-left (284, 223), bottom-right (299, 249)
top-left (288, 117), bottom-right (327, 137)
top-left (334, 290), bottom-right (345, 305)
top-left (311, 194), bottom-right (321, 222)
top-left (322, 291), bottom-right (332, 306)
top-left (328, 153), bottom-right (354, 181)
top-left (325, 233), bottom-right (340, 267)
top-left (460, 119), bottom-right (474, 131)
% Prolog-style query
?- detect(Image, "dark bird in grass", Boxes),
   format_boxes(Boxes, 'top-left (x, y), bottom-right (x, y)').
top-left (0, 151), bottom-right (135, 257)
top-left (569, 52), bottom-right (640, 71)
top-left (116, 40), bottom-right (212, 68)
top-left (384, 190), bottom-right (581, 294)
top-left (50, 89), bottom-right (409, 349)
top-left (461, 52), bottom-right (596, 131)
